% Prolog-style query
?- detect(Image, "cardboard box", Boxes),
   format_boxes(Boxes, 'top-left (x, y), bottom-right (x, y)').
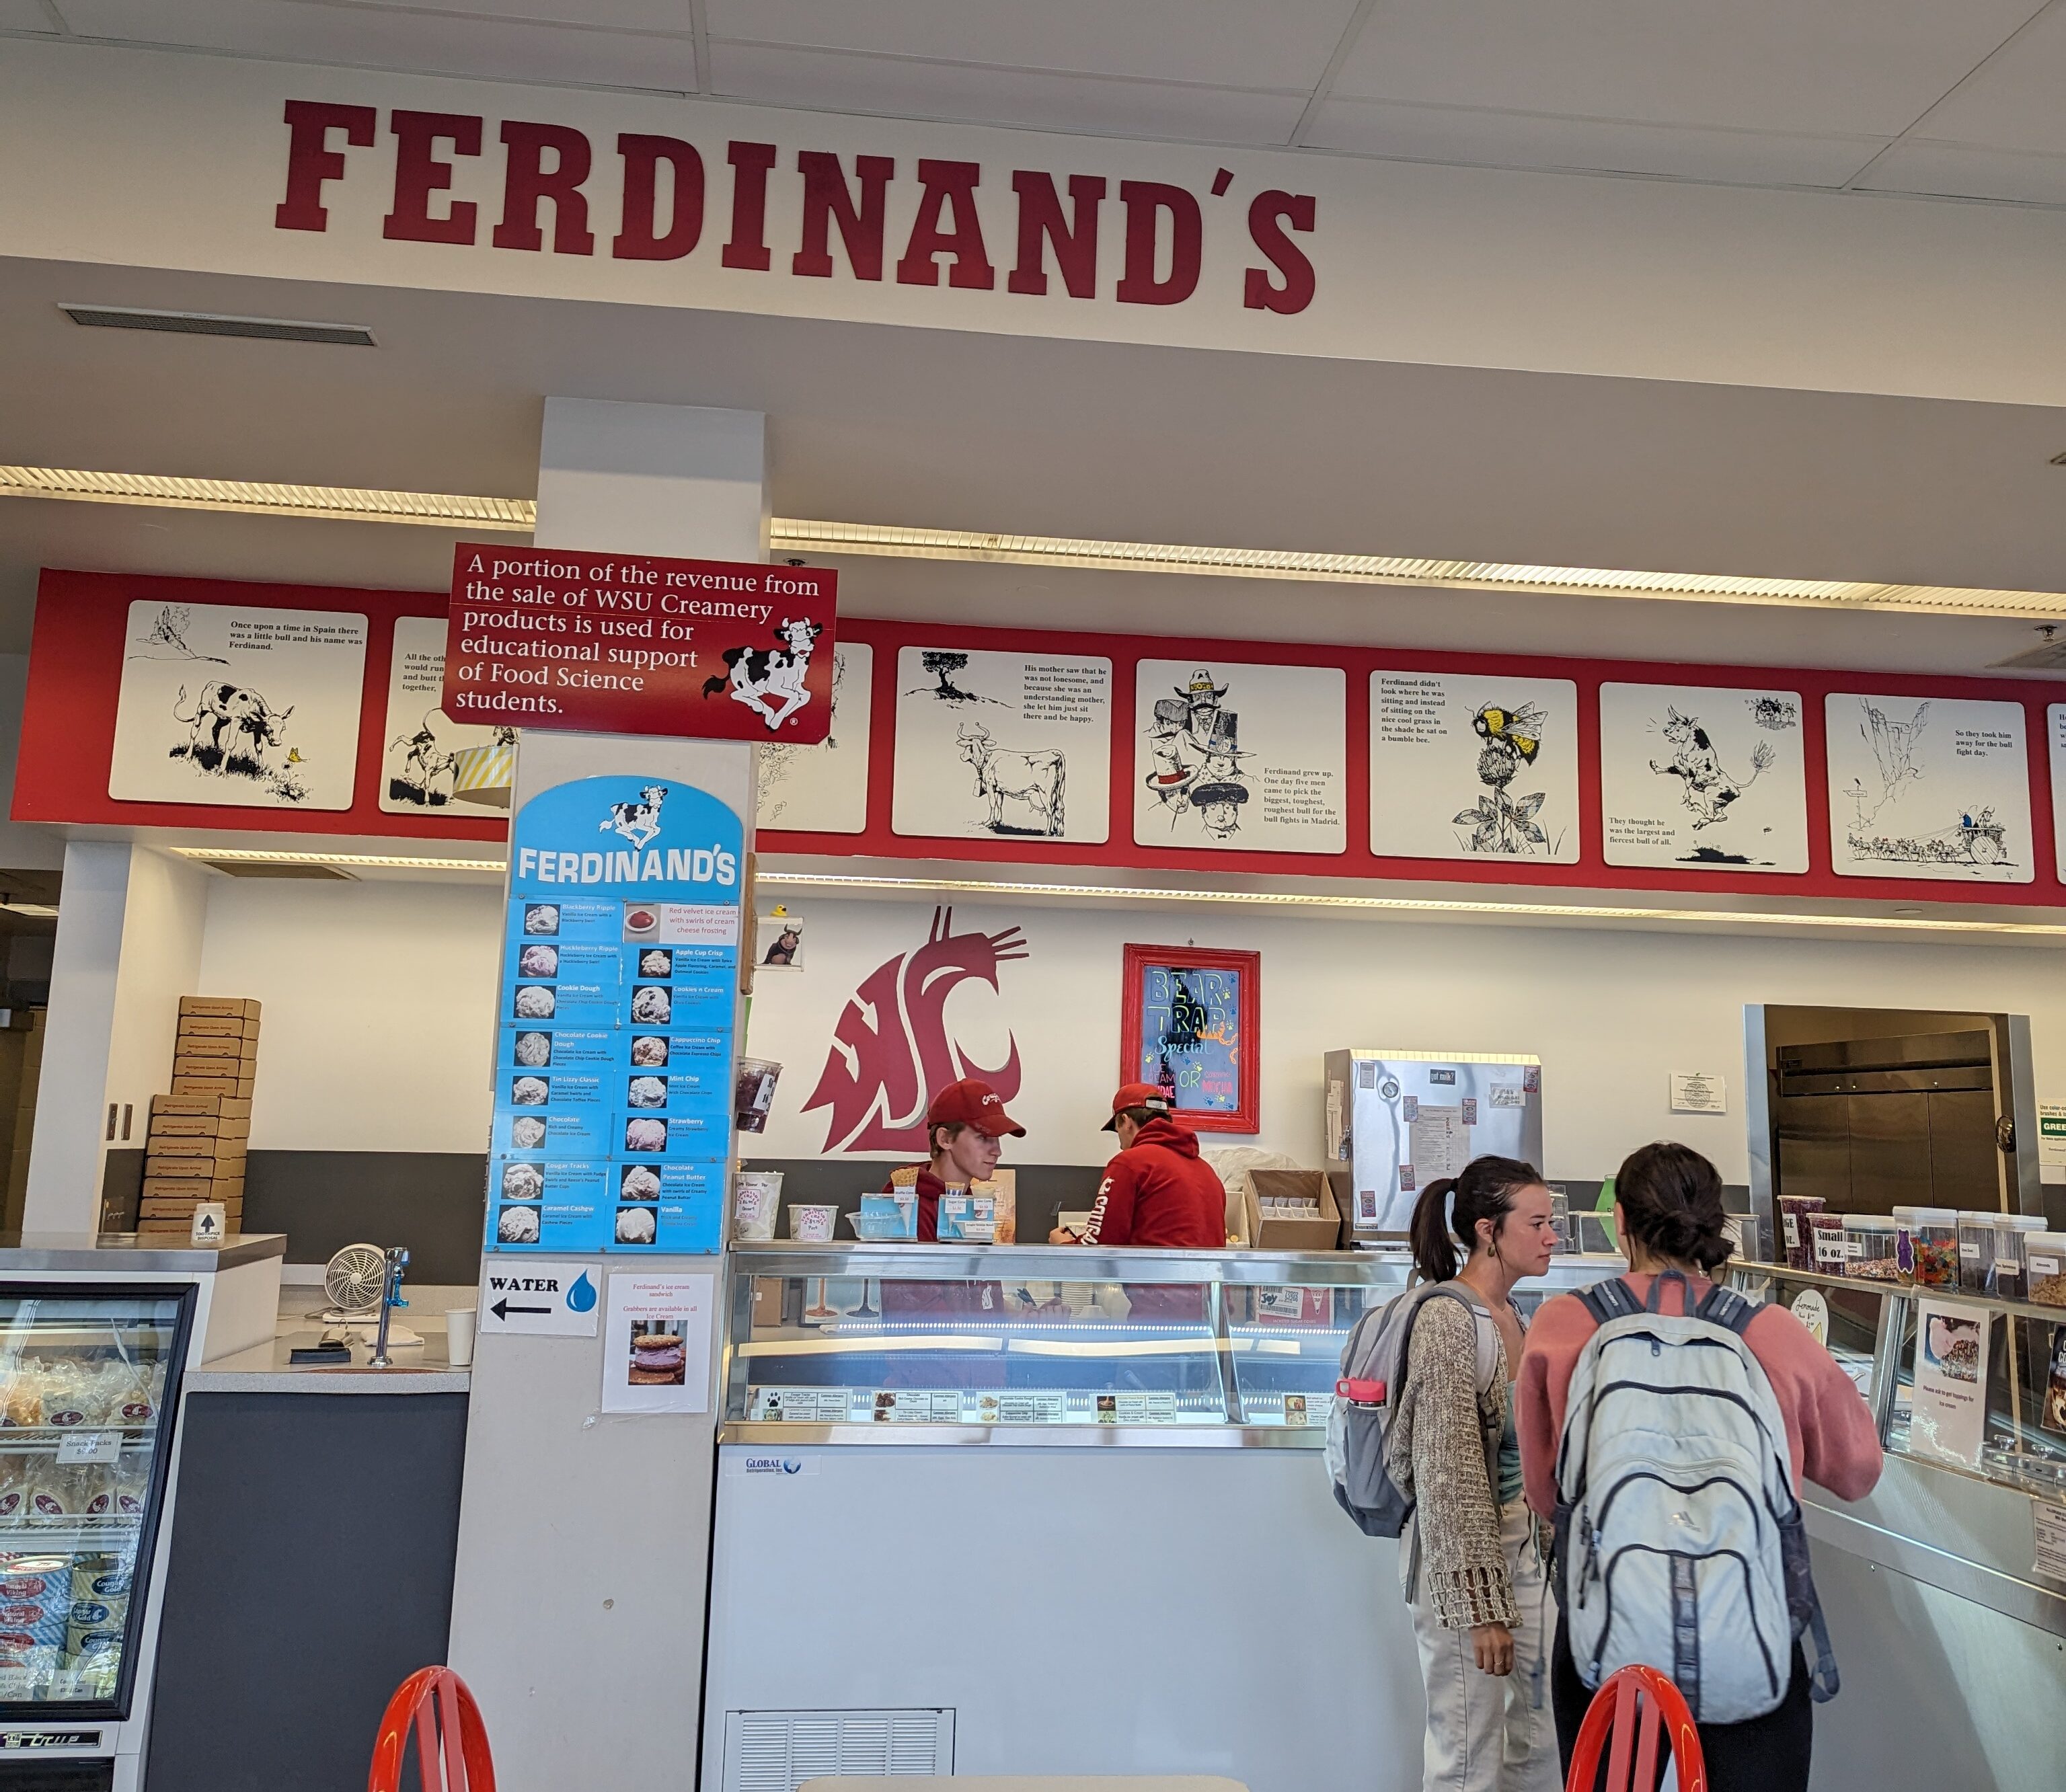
top-left (176, 1014), bottom-right (262, 1041)
top-left (140, 1196), bottom-right (242, 1218)
top-left (147, 1114), bottom-right (250, 1141)
top-left (170, 1075), bottom-right (256, 1098)
top-left (145, 1136), bottom-right (246, 1161)
top-left (151, 1094), bottom-right (253, 1120)
top-left (178, 997), bottom-right (262, 1020)
top-left (139, 1156), bottom-right (237, 1181)
top-left (173, 1036), bottom-right (258, 1062)
top-left (1243, 1170), bottom-right (1342, 1253)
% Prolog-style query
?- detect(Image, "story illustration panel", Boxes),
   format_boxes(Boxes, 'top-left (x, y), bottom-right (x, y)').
top-left (109, 599), bottom-right (367, 810)
top-left (379, 615), bottom-right (506, 813)
top-left (1369, 671), bottom-right (1580, 863)
top-left (892, 646), bottom-right (1112, 845)
top-left (1132, 660), bottom-right (1346, 854)
top-left (1827, 693), bottom-right (2032, 884)
top-left (755, 641), bottom-right (872, 834)
top-left (1599, 683), bottom-right (1808, 872)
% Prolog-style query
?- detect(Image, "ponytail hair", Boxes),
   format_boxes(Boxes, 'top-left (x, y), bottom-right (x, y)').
top-left (1612, 1141), bottom-right (1734, 1273)
top-left (1408, 1154), bottom-right (1543, 1284)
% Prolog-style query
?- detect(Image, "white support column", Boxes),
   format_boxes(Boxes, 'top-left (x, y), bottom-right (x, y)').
top-left (25, 841), bottom-right (209, 1231)
top-left (448, 401), bottom-right (765, 1792)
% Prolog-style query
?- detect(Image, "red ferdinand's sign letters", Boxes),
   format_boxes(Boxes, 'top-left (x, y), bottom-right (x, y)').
top-left (443, 543), bottom-right (837, 743)
top-left (273, 102), bottom-right (1319, 315)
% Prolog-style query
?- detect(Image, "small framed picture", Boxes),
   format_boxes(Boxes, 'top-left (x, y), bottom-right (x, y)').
top-left (1118, 944), bottom-right (1260, 1133)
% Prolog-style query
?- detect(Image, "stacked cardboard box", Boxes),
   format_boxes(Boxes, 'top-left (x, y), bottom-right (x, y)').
top-left (139, 998), bottom-right (260, 1235)
top-left (169, 997), bottom-right (260, 1101)
top-left (139, 1095), bottom-right (249, 1235)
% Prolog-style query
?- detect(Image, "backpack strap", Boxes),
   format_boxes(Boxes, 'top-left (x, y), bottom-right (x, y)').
top-left (1693, 1279), bottom-right (1759, 1338)
top-left (1803, 1598), bottom-right (1841, 1703)
top-left (1576, 1277), bottom-right (1642, 1326)
top-left (1644, 1267), bottom-right (1691, 1313)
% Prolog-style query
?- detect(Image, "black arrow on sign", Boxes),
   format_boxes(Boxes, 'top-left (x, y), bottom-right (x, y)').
top-left (490, 1298), bottom-right (551, 1321)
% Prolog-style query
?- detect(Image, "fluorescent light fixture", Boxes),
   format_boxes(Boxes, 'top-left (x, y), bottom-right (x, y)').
top-left (0, 465), bottom-right (531, 531)
top-left (0, 902), bottom-right (59, 917)
top-left (772, 520), bottom-right (2066, 621)
top-left (1, 463), bottom-right (2061, 617)
top-left (169, 847), bottom-right (506, 873)
top-left (758, 868), bottom-right (2066, 938)
top-left (59, 304), bottom-right (376, 347)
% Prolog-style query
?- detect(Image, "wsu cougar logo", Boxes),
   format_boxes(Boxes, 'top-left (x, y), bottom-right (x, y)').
top-left (804, 907), bottom-right (1029, 1152)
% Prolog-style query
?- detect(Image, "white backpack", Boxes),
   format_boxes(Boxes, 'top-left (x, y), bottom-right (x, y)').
top-left (1553, 1272), bottom-right (1839, 1724)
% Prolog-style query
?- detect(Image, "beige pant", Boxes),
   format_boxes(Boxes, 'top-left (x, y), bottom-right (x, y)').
top-left (1409, 1499), bottom-right (1560, 1792)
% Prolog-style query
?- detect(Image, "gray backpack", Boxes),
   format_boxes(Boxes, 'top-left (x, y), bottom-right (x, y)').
top-left (1325, 1284), bottom-right (1486, 1536)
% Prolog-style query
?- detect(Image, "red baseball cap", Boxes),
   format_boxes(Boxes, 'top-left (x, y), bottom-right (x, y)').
top-left (1102, 1083), bottom-right (1177, 1130)
top-left (925, 1078), bottom-right (1026, 1138)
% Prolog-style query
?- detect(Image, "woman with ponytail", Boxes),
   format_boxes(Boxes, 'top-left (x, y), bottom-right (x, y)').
top-left (1388, 1155), bottom-right (1562, 1792)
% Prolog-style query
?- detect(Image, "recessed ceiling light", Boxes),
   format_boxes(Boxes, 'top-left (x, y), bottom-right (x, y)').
top-left (60, 303), bottom-right (375, 347)
top-left (0, 465), bottom-right (531, 531)
top-left (0, 902), bottom-right (60, 917)
top-left (2050, 451), bottom-right (2066, 467)
top-left (169, 848), bottom-right (506, 873)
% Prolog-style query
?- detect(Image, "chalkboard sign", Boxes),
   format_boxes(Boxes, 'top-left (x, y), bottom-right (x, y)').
top-left (1119, 945), bottom-right (1260, 1134)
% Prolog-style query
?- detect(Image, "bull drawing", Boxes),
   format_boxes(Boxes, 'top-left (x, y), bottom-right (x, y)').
top-left (173, 683), bottom-right (295, 771)
top-left (702, 618), bottom-right (821, 732)
top-left (958, 723), bottom-right (1065, 838)
top-left (388, 711), bottom-right (459, 806)
top-left (602, 785), bottom-right (668, 850)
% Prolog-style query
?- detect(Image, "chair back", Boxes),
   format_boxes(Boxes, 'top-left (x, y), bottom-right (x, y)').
top-left (369, 1666), bottom-right (498, 1792)
top-left (1563, 1664), bottom-right (1706, 1792)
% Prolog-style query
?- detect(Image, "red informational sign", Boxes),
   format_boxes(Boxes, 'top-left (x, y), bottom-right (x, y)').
top-left (442, 543), bottom-right (836, 742)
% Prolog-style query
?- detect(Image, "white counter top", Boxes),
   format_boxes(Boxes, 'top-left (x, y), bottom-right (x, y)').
top-left (184, 1282), bottom-right (473, 1395)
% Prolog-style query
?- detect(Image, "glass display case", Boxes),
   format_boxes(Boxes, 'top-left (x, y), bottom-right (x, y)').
top-left (720, 1243), bottom-right (1611, 1440)
top-left (0, 1284), bottom-right (194, 1717)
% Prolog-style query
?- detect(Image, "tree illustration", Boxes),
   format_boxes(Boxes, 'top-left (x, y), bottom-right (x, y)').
top-left (921, 650), bottom-right (975, 701)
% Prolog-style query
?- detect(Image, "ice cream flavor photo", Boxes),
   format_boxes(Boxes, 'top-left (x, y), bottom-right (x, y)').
top-left (627, 1321), bottom-right (684, 1383)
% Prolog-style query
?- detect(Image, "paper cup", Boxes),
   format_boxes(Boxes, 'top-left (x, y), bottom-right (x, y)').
top-left (734, 1171), bottom-right (783, 1242)
top-left (445, 1309), bottom-right (476, 1368)
top-left (789, 1204), bottom-right (838, 1243)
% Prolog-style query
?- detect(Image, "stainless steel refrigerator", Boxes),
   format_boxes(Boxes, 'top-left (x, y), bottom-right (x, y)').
top-left (1324, 1048), bottom-right (1545, 1239)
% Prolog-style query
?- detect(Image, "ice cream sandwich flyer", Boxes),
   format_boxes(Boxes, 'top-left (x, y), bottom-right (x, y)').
top-left (603, 1272), bottom-right (714, 1413)
top-left (486, 775), bottom-right (744, 1255)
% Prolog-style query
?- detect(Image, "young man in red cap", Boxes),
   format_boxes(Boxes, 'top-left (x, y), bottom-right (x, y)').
top-left (1058, 1085), bottom-right (1227, 1249)
top-left (883, 1077), bottom-right (1026, 1241)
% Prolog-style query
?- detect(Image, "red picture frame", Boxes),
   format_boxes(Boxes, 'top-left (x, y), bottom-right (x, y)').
top-left (1118, 944), bottom-right (1260, 1134)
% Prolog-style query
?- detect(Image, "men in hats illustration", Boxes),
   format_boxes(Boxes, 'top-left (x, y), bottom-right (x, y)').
top-left (1143, 695), bottom-right (1196, 809)
top-left (1145, 666), bottom-right (1254, 834)
top-left (1192, 780), bottom-right (1249, 840)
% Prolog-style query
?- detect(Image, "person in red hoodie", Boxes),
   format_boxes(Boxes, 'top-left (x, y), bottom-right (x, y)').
top-left (1059, 1085), bottom-right (1229, 1249)
top-left (1516, 1142), bottom-right (1881, 1792)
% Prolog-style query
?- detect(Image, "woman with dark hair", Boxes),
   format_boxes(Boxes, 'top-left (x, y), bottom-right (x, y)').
top-left (1389, 1155), bottom-right (1562, 1792)
top-left (1516, 1142), bottom-right (1882, 1792)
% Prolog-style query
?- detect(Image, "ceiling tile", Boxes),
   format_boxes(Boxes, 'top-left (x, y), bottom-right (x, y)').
top-left (1909, 5), bottom-right (2066, 155)
top-left (707, 0), bottom-right (1359, 91)
top-left (1853, 141), bottom-right (2066, 206)
top-left (709, 41), bottom-right (1309, 147)
top-left (0, 1), bottom-right (61, 30)
top-left (1332, 1), bottom-right (2042, 138)
top-left (57, 0), bottom-right (701, 91)
top-left (1308, 98), bottom-right (1882, 188)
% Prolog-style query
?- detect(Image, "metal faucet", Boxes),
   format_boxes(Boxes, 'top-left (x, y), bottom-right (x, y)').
top-left (368, 1246), bottom-right (410, 1368)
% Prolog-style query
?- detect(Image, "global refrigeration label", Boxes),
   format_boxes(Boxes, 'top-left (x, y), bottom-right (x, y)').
top-left (486, 774), bottom-right (740, 1256)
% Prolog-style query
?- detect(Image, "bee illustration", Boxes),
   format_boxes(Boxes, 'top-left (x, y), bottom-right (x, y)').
top-left (1472, 704), bottom-right (1545, 765)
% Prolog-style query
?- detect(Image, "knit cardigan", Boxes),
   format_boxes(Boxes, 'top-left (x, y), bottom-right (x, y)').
top-left (1383, 1293), bottom-right (1518, 1629)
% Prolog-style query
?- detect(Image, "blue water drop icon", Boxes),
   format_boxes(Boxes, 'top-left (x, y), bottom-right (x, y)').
top-left (567, 1271), bottom-right (598, 1313)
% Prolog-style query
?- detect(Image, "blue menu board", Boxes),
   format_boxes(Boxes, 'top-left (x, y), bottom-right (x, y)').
top-left (486, 774), bottom-right (742, 1255)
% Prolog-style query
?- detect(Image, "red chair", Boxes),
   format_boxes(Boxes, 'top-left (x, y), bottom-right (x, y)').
top-left (1564, 1664), bottom-right (1707, 1792)
top-left (369, 1666), bottom-right (498, 1792)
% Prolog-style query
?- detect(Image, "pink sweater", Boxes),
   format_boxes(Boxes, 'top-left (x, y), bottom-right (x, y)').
top-left (1517, 1272), bottom-right (1884, 1519)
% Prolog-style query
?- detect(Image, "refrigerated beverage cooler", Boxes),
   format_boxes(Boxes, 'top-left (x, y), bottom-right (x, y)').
top-left (0, 1283), bottom-right (194, 1791)
top-left (1324, 1048), bottom-right (1545, 1240)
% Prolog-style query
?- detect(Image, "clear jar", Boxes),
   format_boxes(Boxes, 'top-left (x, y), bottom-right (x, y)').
top-left (1911, 1208), bottom-right (1960, 1289)
top-left (1890, 1206), bottom-right (1922, 1284)
top-left (1844, 1214), bottom-right (1901, 1282)
top-left (1808, 1212), bottom-right (1849, 1276)
top-left (1958, 1214), bottom-right (1999, 1294)
top-left (1778, 1194), bottom-right (1826, 1271)
top-left (2026, 1231), bottom-right (2066, 1307)
top-left (1991, 1215), bottom-right (2046, 1300)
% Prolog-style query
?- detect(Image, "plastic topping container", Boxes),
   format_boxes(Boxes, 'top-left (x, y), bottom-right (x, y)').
top-left (1778, 1194), bottom-right (1827, 1271)
top-left (1890, 1206), bottom-right (1922, 1284)
top-left (2027, 1231), bottom-right (2066, 1308)
top-left (1911, 1208), bottom-right (1960, 1289)
top-left (1808, 1212), bottom-right (1849, 1276)
top-left (1958, 1214), bottom-right (2000, 1294)
top-left (1991, 1215), bottom-right (2046, 1300)
top-left (1843, 1214), bottom-right (1901, 1282)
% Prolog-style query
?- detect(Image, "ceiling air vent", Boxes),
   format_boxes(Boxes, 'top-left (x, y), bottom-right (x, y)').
top-left (202, 861), bottom-right (358, 880)
top-left (59, 304), bottom-right (376, 346)
top-left (1987, 627), bottom-right (2066, 673)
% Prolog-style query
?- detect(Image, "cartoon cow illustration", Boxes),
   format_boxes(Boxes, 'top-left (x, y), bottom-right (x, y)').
top-left (602, 785), bottom-right (668, 849)
top-left (957, 723), bottom-right (1066, 838)
top-left (1649, 705), bottom-right (1774, 828)
top-left (703, 619), bottom-right (822, 732)
top-left (388, 711), bottom-right (459, 806)
top-left (173, 683), bottom-right (295, 769)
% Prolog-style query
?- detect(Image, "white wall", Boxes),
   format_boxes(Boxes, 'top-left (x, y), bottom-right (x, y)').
top-left (0, 654), bottom-right (65, 871)
top-left (183, 878), bottom-right (2066, 1183)
top-left (194, 877), bottom-right (500, 1153)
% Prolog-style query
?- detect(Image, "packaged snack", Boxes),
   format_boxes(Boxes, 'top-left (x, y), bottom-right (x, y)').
top-left (24, 1465), bottom-right (79, 1526)
top-left (0, 1361), bottom-right (43, 1428)
top-left (0, 1458), bottom-right (26, 1524)
top-left (112, 1460), bottom-right (147, 1520)
top-left (1777, 1195), bottom-right (1825, 1271)
top-left (38, 1361), bottom-right (88, 1430)
top-left (2027, 1232), bottom-right (2066, 1308)
top-left (1808, 1213), bottom-right (1848, 1274)
top-left (79, 1467), bottom-right (118, 1520)
top-left (112, 1359), bottom-right (161, 1428)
